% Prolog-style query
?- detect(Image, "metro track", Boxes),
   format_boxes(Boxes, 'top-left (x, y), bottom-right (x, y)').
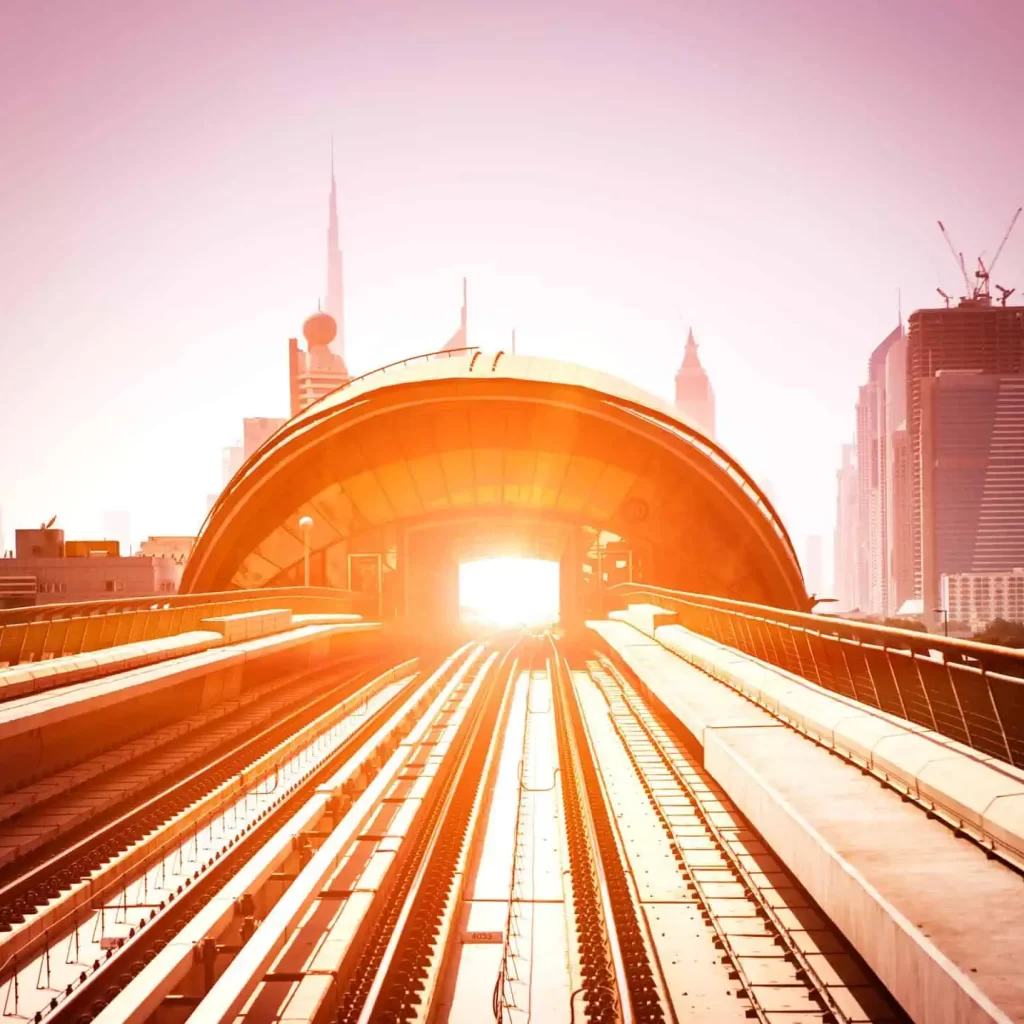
top-left (0, 648), bottom-right (448, 1024)
top-left (0, 632), bottom-right (912, 1023)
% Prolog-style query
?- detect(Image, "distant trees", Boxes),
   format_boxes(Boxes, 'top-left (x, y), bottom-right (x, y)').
top-left (881, 617), bottom-right (930, 633)
top-left (841, 614), bottom-right (930, 633)
top-left (973, 619), bottom-right (1024, 649)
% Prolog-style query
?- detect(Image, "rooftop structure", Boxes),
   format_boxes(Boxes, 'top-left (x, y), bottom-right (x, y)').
top-left (186, 350), bottom-right (805, 618)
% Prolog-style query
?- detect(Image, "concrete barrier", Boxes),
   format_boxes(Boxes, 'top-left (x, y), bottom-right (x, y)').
top-left (593, 608), bottom-right (1024, 1024)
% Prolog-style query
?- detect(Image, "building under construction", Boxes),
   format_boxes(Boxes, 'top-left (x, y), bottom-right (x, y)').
top-left (908, 301), bottom-right (1024, 623)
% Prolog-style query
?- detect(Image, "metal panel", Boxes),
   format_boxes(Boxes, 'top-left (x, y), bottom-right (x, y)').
top-left (373, 461), bottom-right (425, 519)
top-left (61, 616), bottom-right (88, 656)
top-left (860, 644), bottom-right (906, 719)
top-left (502, 449), bottom-right (538, 507)
top-left (556, 455), bottom-right (604, 514)
top-left (886, 647), bottom-right (936, 730)
top-left (471, 448), bottom-right (504, 506)
top-left (21, 620), bottom-right (49, 662)
top-left (530, 451), bottom-right (571, 509)
top-left (585, 464), bottom-right (636, 521)
top-left (948, 662), bottom-right (1010, 761)
top-left (0, 623), bottom-right (27, 666)
top-left (911, 656), bottom-right (971, 747)
top-left (987, 671), bottom-right (1024, 766)
top-left (439, 449), bottom-right (476, 507)
top-left (405, 454), bottom-right (452, 512)
top-left (42, 619), bottom-right (69, 659)
top-left (112, 611), bottom-right (135, 647)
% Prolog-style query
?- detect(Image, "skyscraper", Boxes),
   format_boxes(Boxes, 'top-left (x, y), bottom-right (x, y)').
top-left (919, 370), bottom-right (1024, 626)
top-left (286, 152), bottom-right (352, 417)
top-left (674, 328), bottom-right (716, 440)
top-left (441, 279), bottom-right (469, 352)
top-left (884, 328), bottom-right (914, 615)
top-left (222, 444), bottom-right (243, 487)
top-left (289, 311), bottom-right (350, 416)
top-left (243, 417), bottom-right (287, 461)
top-left (325, 141), bottom-right (345, 361)
top-left (803, 534), bottom-right (824, 598)
top-left (854, 324), bottom-right (903, 616)
top-left (833, 442), bottom-right (859, 611)
top-left (907, 302), bottom-right (1024, 606)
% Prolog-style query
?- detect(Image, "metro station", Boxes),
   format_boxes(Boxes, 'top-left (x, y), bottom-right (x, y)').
top-left (0, 334), bottom-right (1022, 1024)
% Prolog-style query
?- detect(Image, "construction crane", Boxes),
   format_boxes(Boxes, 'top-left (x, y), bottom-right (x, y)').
top-left (937, 220), bottom-right (972, 295)
top-left (936, 287), bottom-right (952, 308)
top-left (979, 206), bottom-right (1023, 293)
top-left (996, 284), bottom-right (1016, 307)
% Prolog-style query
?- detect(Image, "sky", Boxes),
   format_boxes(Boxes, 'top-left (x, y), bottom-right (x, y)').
top-left (1, 0), bottom-right (1023, 578)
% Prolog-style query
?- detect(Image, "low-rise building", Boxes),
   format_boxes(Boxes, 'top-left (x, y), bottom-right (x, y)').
top-left (0, 528), bottom-right (183, 608)
top-left (941, 568), bottom-right (1024, 632)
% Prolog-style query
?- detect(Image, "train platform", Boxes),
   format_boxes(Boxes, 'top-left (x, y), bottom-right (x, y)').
top-left (591, 609), bottom-right (1024, 1024)
top-left (0, 619), bottom-right (381, 793)
top-left (0, 629), bottom-right (225, 701)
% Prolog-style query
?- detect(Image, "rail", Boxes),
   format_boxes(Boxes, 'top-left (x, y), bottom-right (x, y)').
top-left (0, 586), bottom-right (367, 666)
top-left (607, 583), bottom-right (1024, 768)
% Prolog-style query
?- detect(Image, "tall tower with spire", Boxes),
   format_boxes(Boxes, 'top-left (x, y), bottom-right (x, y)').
top-left (325, 141), bottom-right (345, 361)
top-left (674, 328), bottom-right (716, 439)
top-left (441, 278), bottom-right (469, 351)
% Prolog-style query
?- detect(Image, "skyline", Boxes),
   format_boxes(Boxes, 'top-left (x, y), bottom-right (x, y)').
top-left (2, 0), bottom-right (1024, 563)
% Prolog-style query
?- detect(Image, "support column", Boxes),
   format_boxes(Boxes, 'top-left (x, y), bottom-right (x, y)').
top-left (559, 526), bottom-right (584, 628)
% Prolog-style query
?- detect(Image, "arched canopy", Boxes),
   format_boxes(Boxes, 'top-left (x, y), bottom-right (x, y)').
top-left (182, 351), bottom-right (806, 608)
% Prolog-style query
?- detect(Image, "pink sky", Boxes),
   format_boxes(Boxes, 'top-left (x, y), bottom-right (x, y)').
top-left (1, 0), bottom-right (1023, 579)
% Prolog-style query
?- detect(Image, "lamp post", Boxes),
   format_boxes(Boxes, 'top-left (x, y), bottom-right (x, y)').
top-left (299, 516), bottom-right (313, 588)
top-left (934, 607), bottom-right (949, 637)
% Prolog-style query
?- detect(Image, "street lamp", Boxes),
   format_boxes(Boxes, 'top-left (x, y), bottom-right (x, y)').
top-left (934, 607), bottom-right (949, 636)
top-left (298, 516), bottom-right (314, 588)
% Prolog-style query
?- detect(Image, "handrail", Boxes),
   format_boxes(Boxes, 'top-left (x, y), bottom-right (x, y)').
top-left (0, 586), bottom-right (357, 628)
top-left (606, 582), bottom-right (1024, 768)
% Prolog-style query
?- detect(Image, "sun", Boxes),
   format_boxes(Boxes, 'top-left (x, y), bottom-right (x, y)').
top-left (458, 557), bottom-right (560, 627)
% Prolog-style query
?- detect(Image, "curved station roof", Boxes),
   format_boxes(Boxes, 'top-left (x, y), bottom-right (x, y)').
top-left (182, 351), bottom-right (806, 608)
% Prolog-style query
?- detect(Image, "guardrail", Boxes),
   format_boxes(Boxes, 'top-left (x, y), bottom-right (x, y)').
top-left (606, 583), bottom-right (1024, 769)
top-left (0, 587), bottom-right (372, 667)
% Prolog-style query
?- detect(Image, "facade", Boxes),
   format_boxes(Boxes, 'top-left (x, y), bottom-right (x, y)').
top-left (854, 324), bottom-right (903, 616)
top-left (243, 417), bottom-right (287, 461)
top-left (803, 534), bottom-right (823, 598)
top-left (920, 371), bottom-right (1024, 624)
top-left (908, 303), bottom-right (1024, 600)
top-left (833, 442), bottom-right (859, 610)
top-left (674, 328), bottom-right (716, 439)
top-left (0, 528), bottom-right (182, 607)
top-left (942, 567), bottom-right (1024, 632)
top-left (288, 312), bottom-right (350, 417)
top-left (138, 535), bottom-right (194, 563)
top-left (222, 445), bottom-right (243, 488)
top-left (884, 327), bottom-right (914, 615)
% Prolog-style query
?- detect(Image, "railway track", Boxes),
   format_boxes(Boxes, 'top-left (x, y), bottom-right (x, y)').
top-left (574, 643), bottom-right (908, 1024)
top-left (0, 631), bottom-right (913, 1023)
top-left (0, 649), bottom-right (454, 1024)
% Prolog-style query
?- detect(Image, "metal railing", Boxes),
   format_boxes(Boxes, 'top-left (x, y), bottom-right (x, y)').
top-left (0, 587), bottom-right (369, 667)
top-left (607, 583), bottom-right (1024, 769)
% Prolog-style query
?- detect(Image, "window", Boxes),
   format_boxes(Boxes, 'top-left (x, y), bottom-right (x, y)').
top-left (104, 580), bottom-right (125, 593)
